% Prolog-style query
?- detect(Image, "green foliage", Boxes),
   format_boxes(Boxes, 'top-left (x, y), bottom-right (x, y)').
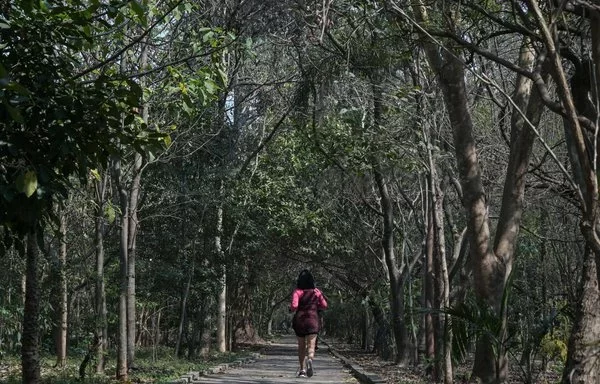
top-left (447, 297), bottom-right (503, 363)
top-left (0, 1), bottom-right (165, 233)
top-left (540, 333), bottom-right (567, 363)
top-left (0, 347), bottom-right (247, 383)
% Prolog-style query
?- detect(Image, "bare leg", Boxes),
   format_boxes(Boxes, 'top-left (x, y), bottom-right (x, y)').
top-left (296, 336), bottom-right (306, 370)
top-left (306, 334), bottom-right (317, 360)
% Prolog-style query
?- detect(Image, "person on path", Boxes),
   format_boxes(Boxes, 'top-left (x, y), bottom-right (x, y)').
top-left (290, 269), bottom-right (328, 378)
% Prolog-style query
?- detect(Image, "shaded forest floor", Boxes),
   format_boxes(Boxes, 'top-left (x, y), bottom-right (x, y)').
top-left (0, 347), bottom-right (251, 383)
top-left (328, 340), bottom-right (564, 384)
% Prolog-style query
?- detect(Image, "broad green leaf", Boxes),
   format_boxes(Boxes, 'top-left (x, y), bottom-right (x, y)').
top-left (16, 170), bottom-right (38, 198)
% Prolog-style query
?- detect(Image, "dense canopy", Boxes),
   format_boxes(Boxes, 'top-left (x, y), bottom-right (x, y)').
top-left (2, 1), bottom-right (600, 383)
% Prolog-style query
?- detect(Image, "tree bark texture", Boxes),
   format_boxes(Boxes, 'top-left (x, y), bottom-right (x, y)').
top-left (22, 230), bottom-right (40, 384)
top-left (56, 213), bottom-right (68, 367)
top-left (425, 196), bottom-right (436, 377)
top-left (94, 176), bottom-right (108, 373)
top-left (112, 158), bottom-right (129, 381)
top-left (562, 247), bottom-right (600, 384)
top-left (127, 151), bottom-right (143, 367)
top-left (411, 8), bottom-right (542, 377)
top-left (370, 75), bottom-right (410, 364)
top-left (373, 165), bottom-right (409, 364)
top-left (216, 192), bottom-right (227, 353)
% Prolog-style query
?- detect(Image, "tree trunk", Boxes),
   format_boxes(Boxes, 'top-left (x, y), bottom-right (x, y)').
top-left (112, 158), bottom-right (129, 381)
top-left (216, 188), bottom-right (227, 353)
top-left (370, 298), bottom-right (392, 359)
top-left (94, 175), bottom-right (108, 373)
top-left (562, 246), bottom-right (600, 383)
top-left (425, 191), bottom-right (436, 378)
top-left (175, 267), bottom-right (192, 357)
top-left (369, 72), bottom-right (410, 364)
top-left (372, 165), bottom-right (409, 364)
top-left (411, 8), bottom-right (542, 377)
top-left (424, 118), bottom-right (453, 383)
top-left (200, 310), bottom-right (212, 357)
top-left (361, 302), bottom-right (370, 351)
top-left (56, 213), bottom-right (68, 367)
top-left (22, 230), bottom-right (40, 384)
top-left (127, 151), bottom-right (142, 368)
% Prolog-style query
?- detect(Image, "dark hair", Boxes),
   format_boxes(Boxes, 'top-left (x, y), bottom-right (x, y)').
top-left (296, 269), bottom-right (315, 290)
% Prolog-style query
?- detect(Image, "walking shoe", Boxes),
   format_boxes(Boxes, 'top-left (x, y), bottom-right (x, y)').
top-left (306, 359), bottom-right (314, 377)
top-left (297, 369), bottom-right (307, 378)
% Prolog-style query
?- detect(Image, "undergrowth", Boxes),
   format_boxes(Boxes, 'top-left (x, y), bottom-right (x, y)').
top-left (0, 346), bottom-right (248, 383)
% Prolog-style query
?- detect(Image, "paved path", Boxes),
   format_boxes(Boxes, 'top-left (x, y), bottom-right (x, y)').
top-left (194, 335), bottom-right (359, 383)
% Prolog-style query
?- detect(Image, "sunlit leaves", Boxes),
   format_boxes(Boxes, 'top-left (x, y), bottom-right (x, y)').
top-left (15, 171), bottom-right (38, 198)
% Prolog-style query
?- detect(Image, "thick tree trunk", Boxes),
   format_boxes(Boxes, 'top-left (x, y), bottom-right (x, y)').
top-left (562, 246), bottom-right (600, 383)
top-left (94, 177), bottom-right (108, 373)
top-left (411, 9), bottom-right (542, 377)
top-left (22, 230), bottom-right (40, 384)
top-left (56, 213), bottom-right (68, 367)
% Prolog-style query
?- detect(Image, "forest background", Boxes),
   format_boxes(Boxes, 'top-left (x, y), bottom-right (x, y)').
top-left (1, 0), bottom-right (600, 383)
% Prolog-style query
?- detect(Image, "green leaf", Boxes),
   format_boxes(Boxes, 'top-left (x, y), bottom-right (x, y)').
top-left (90, 169), bottom-right (101, 181)
top-left (104, 204), bottom-right (116, 224)
top-left (163, 134), bottom-right (172, 147)
top-left (130, 0), bottom-right (147, 26)
top-left (16, 170), bottom-right (38, 198)
top-left (204, 78), bottom-right (217, 95)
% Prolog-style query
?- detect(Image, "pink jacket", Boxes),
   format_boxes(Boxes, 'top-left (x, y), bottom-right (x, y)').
top-left (290, 288), bottom-right (328, 312)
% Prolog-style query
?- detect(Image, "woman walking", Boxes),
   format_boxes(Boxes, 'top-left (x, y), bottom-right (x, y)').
top-left (290, 269), bottom-right (328, 378)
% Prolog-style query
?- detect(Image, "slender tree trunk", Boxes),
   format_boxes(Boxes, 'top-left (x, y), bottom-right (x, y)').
top-left (200, 309), bottom-right (212, 357)
top-left (373, 165), bottom-right (409, 364)
top-left (425, 192), bottom-right (436, 378)
top-left (362, 302), bottom-right (370, 351)
top-left (56, 213), bottom-right (68, 367)
top-left (175, 268), bottom-right (192, 357)
top-left (124, 38), bottom-right (149, 367)
top-left (22, 230), bottom-right (40, 384)
top-left (112, 158), bottom-right (129, 381)
top-left (94, 176), bottom-right (108, 373)
top-left (431, 183), bottom-right (452, 383)
top-left (216, 185), bottom-right (227, 353)
top-left (127, 152), bottom-right (142, 368)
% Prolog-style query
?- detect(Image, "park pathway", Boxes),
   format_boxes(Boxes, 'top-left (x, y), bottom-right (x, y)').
top-left (193, 335), bottom-right (359, 383)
